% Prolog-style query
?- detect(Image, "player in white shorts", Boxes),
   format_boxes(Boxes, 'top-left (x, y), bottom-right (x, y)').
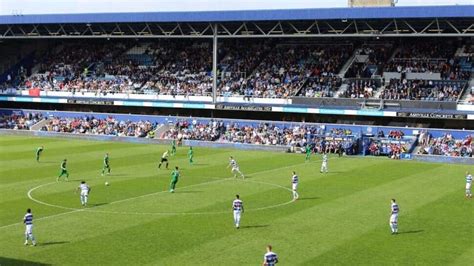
top-left (291, 171), bottom-right (299, 200)
top-left (23, 208), bottom-right (36, 246)
top-left (232, 194), bottom-right (244, 229)
top-left (320, 153), bottom-right (328, 173)
top-left (228, 156), bottom-right (244, 179)
top-left (76, 181), bottom-right (91, 207)
top-left (466, 172), bottom-right (472, 199)
top-left (389, 199), bottom-right (399, 234)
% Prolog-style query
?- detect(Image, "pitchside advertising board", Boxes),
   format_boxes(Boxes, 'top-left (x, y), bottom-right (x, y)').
top-left (397, 112), bottom-right (467, 120)
top-left (215, 104), bottom-right (272, 112)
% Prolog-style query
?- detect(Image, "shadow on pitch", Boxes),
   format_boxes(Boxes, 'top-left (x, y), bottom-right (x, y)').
top-left (176, 190), bottom-right (203, 194)
top-left (399, 230), bottom-right (424, 235)
top-left (298, 197), bottom-right (320, 201)
top-left (0, 257), bottom-right (50, 265)
top-left (89, 203), bottom-right (108, 207)
top-left (240, 225), bottom-right (269, 229)
top-left (37, 161), bottom-right (56, 164)
top-left (40, 241), bottom-right (70, 246)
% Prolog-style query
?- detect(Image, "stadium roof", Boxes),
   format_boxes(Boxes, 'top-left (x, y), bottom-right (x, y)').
top-left (0, 5), bottom-right (473, 25)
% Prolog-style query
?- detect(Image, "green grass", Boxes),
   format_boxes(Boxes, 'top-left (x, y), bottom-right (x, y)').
top-left (0, 135), bottom-right (472, 265)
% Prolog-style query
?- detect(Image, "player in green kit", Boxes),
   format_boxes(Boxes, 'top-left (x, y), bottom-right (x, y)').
top-left (171, 139), bottom-right (177, 156)
top-left (169, 166), bottom-right (180, 193)
top-left (101, 153), bottom-right (110, 176)
top-left (305, 145), bottom-right (312, 162)
top-left (188, 146), bottom-right (194, 164)
top-left (36, 146), bottom-right (44, 162)
top-left (57, 159), bottom-right (69, 181)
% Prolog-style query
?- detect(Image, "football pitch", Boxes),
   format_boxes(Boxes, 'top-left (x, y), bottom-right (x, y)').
top-left (0, 135), bottom-right (472, 265)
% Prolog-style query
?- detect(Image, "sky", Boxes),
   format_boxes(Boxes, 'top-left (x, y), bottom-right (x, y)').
top-left (0, 0), bottom-right (472, 15)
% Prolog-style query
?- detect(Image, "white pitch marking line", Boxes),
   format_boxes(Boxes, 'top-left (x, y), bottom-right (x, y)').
top-left (0, 159), bottom-right (319, 229)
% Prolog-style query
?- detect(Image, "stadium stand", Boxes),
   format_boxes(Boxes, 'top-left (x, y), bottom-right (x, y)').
top-left (417, 132), bottom-right (473, 157)
top-left (379, 79), bottom-right (466, 101)
top-left (0, 112), bottom-right (43, 130)
top-left (41, 116), bottom-right (157, 137)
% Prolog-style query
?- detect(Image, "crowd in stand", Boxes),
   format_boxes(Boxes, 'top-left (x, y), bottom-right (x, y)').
top-left (4, 112), bottom-right (472, 159)
top-left (383, 41), bottom-right (470, 80)
top-left (341, 79), bottom-right (378, 98)
top-left (41, 116), bottom-right (157, 138)
top-left (218, 43), bottom-right (352, 98)
top-left (345, 44), bottom-right (392, 78)
top-left (379, 79), bottom-right (462, 101)
top-left (161, 119), bottom-right (225, 141)
top-left (5, 39), bottom-right (471, 102)
top-left (0, 112), bottom-right (43, 130)
top-left (418, 132), bottom-right (473, 157)
top-left (21, 41), bottom-right (213, 96)
top-left (366, 130), bottom-right (410, 159)
top-left (299, 76), bottom-right (342, 98)
top-left (218, 41), bottom-right (272, 96)
top-left (161, 120), bottom-right (358, 154)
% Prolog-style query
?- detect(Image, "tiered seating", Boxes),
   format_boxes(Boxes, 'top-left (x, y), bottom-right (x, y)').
top-left (367, 130), bottom-right (411, 159)
top-left (341, 79), bottom-right (378, 99)
top-left (41, 116), bottom-right (157, 137)
top-left (380, 79), bottom-right (465, 101)
top-left (418, 133), bottom-right (472, 157)
top-left (0, 112), bottom-right (43, 130)
top-left (345, 44), bottom-right (392, 78)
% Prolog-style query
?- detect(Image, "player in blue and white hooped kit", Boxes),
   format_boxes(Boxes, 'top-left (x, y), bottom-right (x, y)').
top-left (389, 199), bottom-right (399, 234)
top-left (466, 171), bottom-right (472, 199)
top-left (23, 208), bottom-right (36, 246)
top-left (262, 245), bottom-right (278, 266)
top-left (320, 153), bottom-right (328, 173)
top-left (76, 181), bottom-right (91, 207)
top-left (228, 156), bottom-right (244, 179)
top-left (292, 171), bottom-right (299, 200)
top-left (232, 194), bottom-right (244, 229)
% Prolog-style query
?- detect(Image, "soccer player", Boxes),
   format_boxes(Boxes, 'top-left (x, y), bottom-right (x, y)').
top-left (305, 145), bottom-right (311, 161)
top-left (101, 153), bottom-right (111, 176)
top-left (57, 159), bottom-right (69, 181)
top-left (389, 199), bottom-right (399, 234)
top-left (466, 171), bottom-right (472, 199)
top-left (23, 208), bottom-right (36, 246)
top-left (262, 245), bottom-right (278, 266)
top-left (35, 146), bottom-right (43, 162)
top-left (158, 150), bottom-right (170, 169)
top-left (228, 156), bottom-right (244, 179)
top-left (292, 171), bottom-right (299, 200)
top-left (76, 181), bottom-right (91, 206)
top-left (171, 139), bottom-right (177, 156)
top-left (232, 194), bottom-right (244, 229)
top-left (320, 153), bottom-right (328, 173)
top-left (169, 166), bottom-right (180, 193)
top-left (188, 146), bottom-right (194, 165)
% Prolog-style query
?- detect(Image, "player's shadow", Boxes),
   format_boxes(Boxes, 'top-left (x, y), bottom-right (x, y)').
top-left (177, 190), bottom-right (203, 194)
top-left (0, 257), bottom-right (50, 265)
top-left (40, 241), bottom-right (70, 246)
top-left (298, 197), bottom-right (320, 200)
top-left (240, 225), bottom-right (269, 229)
top-left (90, 203), bottom-right (108, 207)
top-left (399, 230), bottom-right (424, 235)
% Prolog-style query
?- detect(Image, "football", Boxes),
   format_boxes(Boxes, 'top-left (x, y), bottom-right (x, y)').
top-left (105, 182), bottom-right (109, 186)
